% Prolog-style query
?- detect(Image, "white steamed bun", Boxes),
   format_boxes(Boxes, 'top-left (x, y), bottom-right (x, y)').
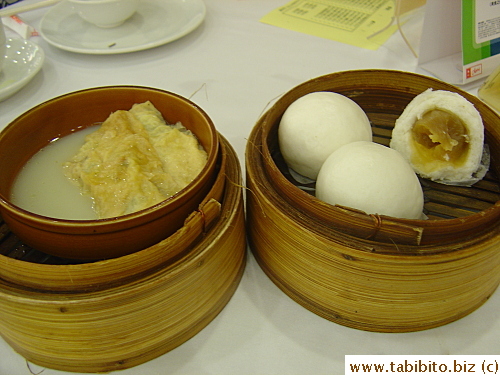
top-left (390, 89), bottom-right (486, 185)
top-left (316, 141), bottom-right (424, 220)
top-left (278, 91), bottom-right (372, 180)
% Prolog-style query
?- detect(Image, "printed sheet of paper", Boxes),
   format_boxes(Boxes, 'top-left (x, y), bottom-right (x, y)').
top-left (260, 0), bottom-right (399, 50)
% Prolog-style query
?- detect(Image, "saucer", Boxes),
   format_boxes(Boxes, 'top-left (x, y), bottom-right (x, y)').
top-left (0, 38), bottom-right (45, 102)
top-left (39, 0), bottom-right (206, 54)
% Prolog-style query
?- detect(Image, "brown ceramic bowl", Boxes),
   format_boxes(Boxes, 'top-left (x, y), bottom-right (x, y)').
top-left (0, 86), bottom-right (219, 260)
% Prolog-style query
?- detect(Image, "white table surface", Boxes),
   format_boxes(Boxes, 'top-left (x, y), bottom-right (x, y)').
top-left (0, 1), bottom-right (498, 374)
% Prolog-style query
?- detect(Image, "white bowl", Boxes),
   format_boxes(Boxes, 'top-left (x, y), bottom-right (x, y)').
top-left (69, 0), bottom-right (139, 28)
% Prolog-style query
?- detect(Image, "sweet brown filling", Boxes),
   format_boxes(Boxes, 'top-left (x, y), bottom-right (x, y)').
top-left (411, 109), bottom-right (469, 166)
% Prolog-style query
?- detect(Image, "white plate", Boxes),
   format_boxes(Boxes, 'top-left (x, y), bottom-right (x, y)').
top-left (0, 38), bottom-right (45, 102)
top-left (39, 0), bottom-right (206, 54)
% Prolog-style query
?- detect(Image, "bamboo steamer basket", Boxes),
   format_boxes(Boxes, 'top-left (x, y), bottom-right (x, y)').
top-left (245, 69), bottom-right (500, 332)
top-left (0, 134), bottom-right (246, 373)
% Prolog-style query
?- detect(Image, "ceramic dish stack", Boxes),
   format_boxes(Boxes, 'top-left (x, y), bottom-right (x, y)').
top-left (0, 89), bottom-right (246, 372)
top-left (246, 70), bottom-right (500, 333)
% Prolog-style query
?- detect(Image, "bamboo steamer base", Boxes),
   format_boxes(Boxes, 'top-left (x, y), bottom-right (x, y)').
top-left (0, 135), bottom-right (246, 373)
top-left (245, 71), bottom-right (500, 333)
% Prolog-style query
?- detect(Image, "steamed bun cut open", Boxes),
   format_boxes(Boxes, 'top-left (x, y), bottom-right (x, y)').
top-left (316, 141), bottom-right (424, 220)
top-left (390, 89), bottom-right (487, 185)
top-left (278, 91), bottom-right (372, 180)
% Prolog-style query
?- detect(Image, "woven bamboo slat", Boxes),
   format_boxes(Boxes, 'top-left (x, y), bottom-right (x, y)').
top-left (0, 135), bottom-right (246, 373)
top-left (245, 70), bottom-right (500, 332)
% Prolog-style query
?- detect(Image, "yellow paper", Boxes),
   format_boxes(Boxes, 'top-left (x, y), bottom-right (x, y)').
top-left (260, 0), bottom-right (399, 50)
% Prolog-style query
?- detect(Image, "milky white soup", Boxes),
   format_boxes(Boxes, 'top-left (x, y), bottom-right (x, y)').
top-left (11, 126), bottom-right (98, 220)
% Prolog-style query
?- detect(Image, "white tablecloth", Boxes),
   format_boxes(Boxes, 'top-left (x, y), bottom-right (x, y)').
top-left (0, 1), bottom-right (498, 374)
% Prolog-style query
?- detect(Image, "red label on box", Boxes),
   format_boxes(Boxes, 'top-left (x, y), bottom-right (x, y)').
top-left (466, 64), bottom-right (483, 78)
